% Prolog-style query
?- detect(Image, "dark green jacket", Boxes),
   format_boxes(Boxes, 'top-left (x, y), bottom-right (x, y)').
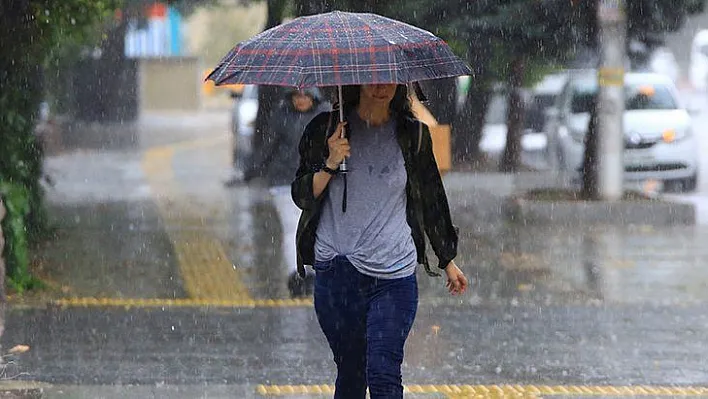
top-left (291, 110), bottom-right (458, 278)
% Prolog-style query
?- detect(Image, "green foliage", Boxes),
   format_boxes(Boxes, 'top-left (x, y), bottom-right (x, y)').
top-left (0, 0), bottom-right (113, 291)
top-left (0, 0), bottom-right (222, 292)
top-left (627, 0), bottom-right (706, 45)
top-left (0, 182), bottom-right (43, 293)
top-left (571, 0), bottom-right (708, 48)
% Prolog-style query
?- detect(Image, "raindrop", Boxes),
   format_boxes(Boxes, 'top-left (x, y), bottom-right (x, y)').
top-left (171, 326), bottom-right (175, 331)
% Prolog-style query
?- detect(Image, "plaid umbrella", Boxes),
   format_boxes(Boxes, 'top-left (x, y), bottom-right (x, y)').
top-left (207, 11), bottom-right (470, 213)
top-left (206, 11), bottom-right (471, 88)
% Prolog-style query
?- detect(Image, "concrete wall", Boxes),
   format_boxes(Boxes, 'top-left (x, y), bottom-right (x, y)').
top-left (139, 57), bottom-right (202, 112)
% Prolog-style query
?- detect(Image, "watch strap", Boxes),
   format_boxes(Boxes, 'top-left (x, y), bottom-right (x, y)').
top-left (321, 164), bottom-right (339, 175)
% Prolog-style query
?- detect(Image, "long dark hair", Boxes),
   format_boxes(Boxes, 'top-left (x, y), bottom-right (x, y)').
top-left (339, 84), bottom-right (415, 120)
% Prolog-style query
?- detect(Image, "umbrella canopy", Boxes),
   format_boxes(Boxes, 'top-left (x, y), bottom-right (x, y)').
top-left (206, 11), bottom-right (471, 88)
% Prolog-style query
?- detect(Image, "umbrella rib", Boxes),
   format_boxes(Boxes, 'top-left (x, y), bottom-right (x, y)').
top-left (279, 18), bottom-right (310, 87)
top-left (320, 14), bottom-right (343, 87)
top-left (217, 23), bottom-right (282, 84)
top-left (351, 13), bottom-right (436, 84)
top-left (339, 10), bottom-right (361, 86)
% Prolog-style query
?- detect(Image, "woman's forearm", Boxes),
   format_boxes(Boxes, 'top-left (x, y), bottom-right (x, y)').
top-left (312, 171), bottom-right (334, 198)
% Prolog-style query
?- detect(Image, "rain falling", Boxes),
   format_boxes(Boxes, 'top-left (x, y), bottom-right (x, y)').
top-left (2, 1), bottom-right (708, 398)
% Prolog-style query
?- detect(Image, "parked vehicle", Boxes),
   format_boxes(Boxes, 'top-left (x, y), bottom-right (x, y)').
top-left (479, 83), bottom-right (546, 156)
top-left (525, 72), bottom-right (568, 134)
top-left (545, 71), bottom-right (699, 192)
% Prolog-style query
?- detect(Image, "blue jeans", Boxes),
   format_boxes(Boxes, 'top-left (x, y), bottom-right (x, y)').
top-left (313, 256), bottom-right (418, 399)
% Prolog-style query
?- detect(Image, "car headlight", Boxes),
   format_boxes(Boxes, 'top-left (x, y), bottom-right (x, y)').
top-left (662, 127), bottom-right (691, 143)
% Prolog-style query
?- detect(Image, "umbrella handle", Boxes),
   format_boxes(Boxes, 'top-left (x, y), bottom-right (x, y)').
top-left (338, 85), bottom-right (348, 173)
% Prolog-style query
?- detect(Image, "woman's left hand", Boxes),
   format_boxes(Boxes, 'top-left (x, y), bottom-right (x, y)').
top-left (444, 261), bottom-right (468, 296)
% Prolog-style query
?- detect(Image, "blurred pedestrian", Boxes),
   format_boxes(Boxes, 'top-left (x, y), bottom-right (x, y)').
top-left (291, 84), bottom-right (468, 398)
top-left (247, 88), bottom-right (330, 297)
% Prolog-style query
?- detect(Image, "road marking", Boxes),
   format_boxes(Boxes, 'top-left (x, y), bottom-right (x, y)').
top-left (142, 136), bottom-right (252, 301)
top-left (256, 384), bottom-right (708, 397)
top-left (52, 297), bottom-right (312, 308)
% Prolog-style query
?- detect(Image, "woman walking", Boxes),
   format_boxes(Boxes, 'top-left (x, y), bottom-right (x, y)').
top-left (291, 83), bottom-right (468, 398)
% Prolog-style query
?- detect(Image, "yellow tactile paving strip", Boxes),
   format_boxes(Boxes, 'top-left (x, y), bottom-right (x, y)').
top-left (256, 384), bottom-right (708, 398)
top-left (51, 297), bottom-right (312, 308)
top-left (141, 136), bottom-right (252, 301)
top-left (171, 230), bottom-right (251, 300)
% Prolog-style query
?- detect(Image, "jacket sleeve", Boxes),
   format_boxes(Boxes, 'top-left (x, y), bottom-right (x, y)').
top-left (291, 112), bottom-right (330, 210)
top-left (417, 122), bottom-right (459, 270)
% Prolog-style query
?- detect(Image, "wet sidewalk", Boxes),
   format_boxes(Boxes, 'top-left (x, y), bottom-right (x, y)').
top-left (27, 110), bottom-right (708, 307)
top-left (5, 110), bottom-right (708, 397)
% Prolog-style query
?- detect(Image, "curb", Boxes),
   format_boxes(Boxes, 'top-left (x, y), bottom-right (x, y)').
top-left (0, 382), bottom-right (45, 399)
top-left (503, 196), bottom-right (696, 226)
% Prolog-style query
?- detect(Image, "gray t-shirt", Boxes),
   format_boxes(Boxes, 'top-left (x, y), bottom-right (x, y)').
top-left (314, 111), bottom-right (417, 279)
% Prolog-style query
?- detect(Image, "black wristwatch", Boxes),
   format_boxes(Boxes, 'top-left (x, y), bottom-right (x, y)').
top-left (320, 164), bottom-right (339, 176)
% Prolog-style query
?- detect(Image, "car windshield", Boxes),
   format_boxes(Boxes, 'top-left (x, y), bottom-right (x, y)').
top-left (625, 84), bottom-right (677, 110)
top-left (570, 80), bottom-right (677, 113)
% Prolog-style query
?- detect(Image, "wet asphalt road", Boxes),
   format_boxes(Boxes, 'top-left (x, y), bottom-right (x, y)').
top-left (5, 303), bottom-right (708, 386)
top-left (5, 105), bottom-right (708, 397)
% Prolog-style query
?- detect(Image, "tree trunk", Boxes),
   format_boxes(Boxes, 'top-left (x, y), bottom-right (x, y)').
top-left (500, 55), bottom-right (526, 173)
top-left (453, 82), bottom-right (491, 164)
top-left (251, 0), bottom-right (287, 178)
top-left (581, 99), bottom-right (600, 200)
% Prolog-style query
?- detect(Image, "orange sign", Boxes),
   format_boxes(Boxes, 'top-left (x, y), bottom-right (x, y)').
top-left (147, 2), bottom-right (167, 19)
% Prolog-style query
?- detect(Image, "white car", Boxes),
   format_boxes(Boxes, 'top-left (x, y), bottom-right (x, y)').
top-left (479, 84), bottom-right (547, 156)
top-left (526, 72), bottom-right (568, 134)
top-left (546, 71), bottom-right (699, 192)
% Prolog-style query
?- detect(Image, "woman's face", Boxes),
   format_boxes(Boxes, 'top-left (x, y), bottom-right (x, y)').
top-left (360, 84), bottom-right (398, 107)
